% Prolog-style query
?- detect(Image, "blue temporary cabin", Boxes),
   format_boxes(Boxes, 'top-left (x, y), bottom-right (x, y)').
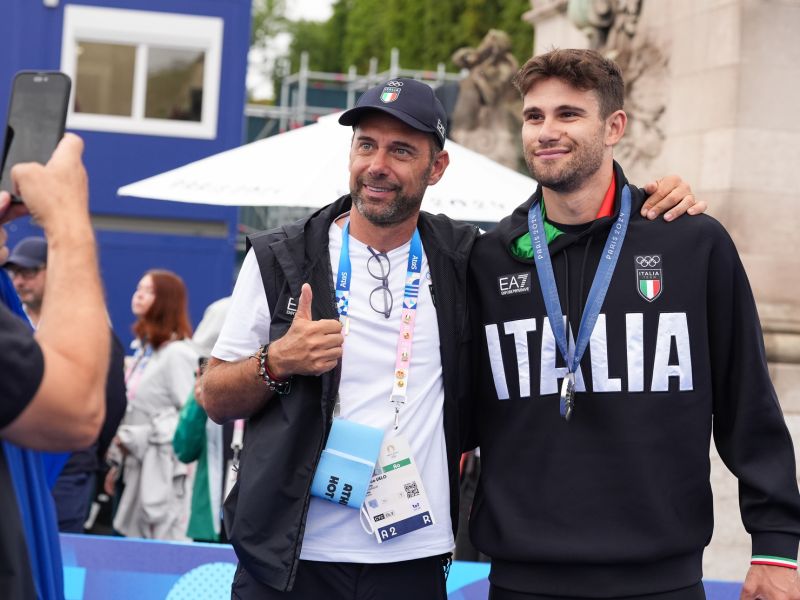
top-left (0, 0), bottom-right (251, 348)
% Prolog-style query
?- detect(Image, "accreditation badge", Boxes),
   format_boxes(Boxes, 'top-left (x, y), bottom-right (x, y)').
top-left (361, 433), bottom-right (435, 543)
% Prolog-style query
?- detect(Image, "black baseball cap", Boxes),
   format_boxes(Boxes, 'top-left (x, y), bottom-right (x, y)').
top-left (5, 236), bottom-right (47, 269)
top-left (339, 78), bottom-right (448, 148)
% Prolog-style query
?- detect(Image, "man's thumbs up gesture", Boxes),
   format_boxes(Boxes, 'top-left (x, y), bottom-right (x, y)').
top-left (267, 283), bottom-right (345, 378)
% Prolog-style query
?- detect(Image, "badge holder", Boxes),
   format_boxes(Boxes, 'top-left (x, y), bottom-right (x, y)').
top-left (310, 418), bottom-right (385, 509)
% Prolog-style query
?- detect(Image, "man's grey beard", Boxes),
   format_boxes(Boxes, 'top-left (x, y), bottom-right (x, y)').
top-left (350, 189), bottom-right (424, 227)
top-left (350, 160), bottom-right (433, 227)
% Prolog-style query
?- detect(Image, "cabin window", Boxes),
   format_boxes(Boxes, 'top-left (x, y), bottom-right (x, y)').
top-left (62, 6), bottom-right (222, 139)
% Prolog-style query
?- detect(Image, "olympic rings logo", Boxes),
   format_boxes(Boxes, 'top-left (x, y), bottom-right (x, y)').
top-left (636, 255), bottom-right (661, 267)
top-left (386, 80), bottom-right (404, 87)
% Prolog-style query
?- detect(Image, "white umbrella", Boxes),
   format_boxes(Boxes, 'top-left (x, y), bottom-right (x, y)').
top-left (117, 113), bottom-right (536, 223)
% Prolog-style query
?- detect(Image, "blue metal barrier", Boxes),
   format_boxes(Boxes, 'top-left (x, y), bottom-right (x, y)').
top-left (60, 534), bottom-right (743, 599)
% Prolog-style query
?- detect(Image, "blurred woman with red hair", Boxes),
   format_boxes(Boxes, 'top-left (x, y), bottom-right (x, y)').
top-left (107, 269), bottom-right (198, 540)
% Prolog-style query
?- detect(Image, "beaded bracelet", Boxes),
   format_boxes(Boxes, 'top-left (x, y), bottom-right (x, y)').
top-left (254, 344), bottom-right (291, 395)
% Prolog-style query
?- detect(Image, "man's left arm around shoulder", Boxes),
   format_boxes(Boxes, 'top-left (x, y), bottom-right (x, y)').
top-left (640, 174), bottom-right (707, 221)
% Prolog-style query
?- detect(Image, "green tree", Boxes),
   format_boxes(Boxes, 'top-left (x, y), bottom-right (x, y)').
top-left (270, 0), bottom-right (534, 86)
top-left (249, 0), bottom-right (289, 102)
top-left (499, 0), bottom-right (535, 64)
top-left (251, 0), bottom-right (288, 46)
top-left (341, 0), bottom-right (392, 71)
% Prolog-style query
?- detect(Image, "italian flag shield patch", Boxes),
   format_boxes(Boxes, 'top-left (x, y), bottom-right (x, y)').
top-left (635, 255), bottom-right (662, 302)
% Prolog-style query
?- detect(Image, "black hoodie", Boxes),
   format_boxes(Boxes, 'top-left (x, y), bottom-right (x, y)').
top-left (467, 163), bottom-right (800, 597)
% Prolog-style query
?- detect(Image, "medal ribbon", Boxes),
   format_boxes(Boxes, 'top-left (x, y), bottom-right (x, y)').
top-left (337, 222), bottom-right (424, 427)
top-left (527, 185), bottom-right (632, 418)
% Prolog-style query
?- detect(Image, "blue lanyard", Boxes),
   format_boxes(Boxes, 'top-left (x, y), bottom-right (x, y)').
top-left (336, 221), bottom-right (424, 327)
top-left (402, 231), bottom-right (424, 310)
top-left (336, 221), bottom-right (424, 427)
top-left (527, 185), bottom-right (632, 417)
top-left (335, 222), bottom-right (354, 326)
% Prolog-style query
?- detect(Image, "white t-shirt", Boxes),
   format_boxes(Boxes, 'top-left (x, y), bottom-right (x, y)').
top-left (212, 220), bottom-right (454, 563)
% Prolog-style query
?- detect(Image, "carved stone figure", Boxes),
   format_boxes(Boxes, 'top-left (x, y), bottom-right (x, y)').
top-left (566, 0), bottom-right (667, 169)
top-left (566, 0), bottom-right (616, 48)
top-left (450, 29), bottom-right (523, 171)
top-left (612, 37), bottom-right (668, 167)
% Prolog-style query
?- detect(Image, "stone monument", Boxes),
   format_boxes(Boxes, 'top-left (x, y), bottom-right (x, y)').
top-left (523, 0), bottom-right (800, 582)
top-left (450, 29), bottom-right (523, 171)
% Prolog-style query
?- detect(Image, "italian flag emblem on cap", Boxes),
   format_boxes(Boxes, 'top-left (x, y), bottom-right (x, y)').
top-left (380, 86), bottom-right (401, 103)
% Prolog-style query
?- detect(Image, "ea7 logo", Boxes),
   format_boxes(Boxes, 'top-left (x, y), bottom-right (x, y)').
top-left (498, 272), bottom-right (531, 296)
top-left (635, 255), bottom-right (662, 302)
top-left (286, 297), bottom-right (298, 316)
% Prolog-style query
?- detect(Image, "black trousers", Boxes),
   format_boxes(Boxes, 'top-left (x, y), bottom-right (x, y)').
top-left (52, 470), bottom-right (96, 533)
top-left (232, 555), bottom-right (450, 600)
top-left (489, 581), bottom-right (706, 600)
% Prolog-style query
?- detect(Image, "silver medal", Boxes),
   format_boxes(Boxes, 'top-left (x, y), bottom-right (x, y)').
top-left (560, 372), bottom-right (576, 421)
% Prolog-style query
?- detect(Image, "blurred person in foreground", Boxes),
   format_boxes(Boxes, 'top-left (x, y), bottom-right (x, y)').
top-left (4, 235), bottom-right (128, 533)
top-left (468, 48), bottom-right (800, 600)
top-left (106, 269), bottom-right (198, 540)
top-left (201, 75), bottom-right (702, 599)
top-left (0, 133), bottom-right (109, 598)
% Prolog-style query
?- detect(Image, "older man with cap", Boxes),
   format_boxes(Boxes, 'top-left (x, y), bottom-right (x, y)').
top-left (202, 77), bottom-right (699, 599)
top-left (203, 77), bottom-right (469, 599)
top-left (4, 236), bottom-right (48, 326)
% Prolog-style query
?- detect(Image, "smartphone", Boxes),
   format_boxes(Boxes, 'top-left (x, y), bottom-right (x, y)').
top-left (0, 71), bottom-right (71, 203)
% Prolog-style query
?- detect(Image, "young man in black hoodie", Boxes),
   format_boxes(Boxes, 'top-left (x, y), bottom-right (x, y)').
top-left (468, 49), bottom-right (800, 600)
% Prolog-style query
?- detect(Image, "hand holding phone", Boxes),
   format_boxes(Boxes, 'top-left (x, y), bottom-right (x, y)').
top-left (0, 71), bottom-right (71, 204)
top-left (3, 133), bottom-right (89, 235)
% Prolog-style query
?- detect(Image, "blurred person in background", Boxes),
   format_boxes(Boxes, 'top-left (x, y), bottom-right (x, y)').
top-left (4, 235), bottom-right (128, 533)
top-left (68, 331), bottom-right (126, 534)
top-left (4, 236), bottom-right (47, 325)
top-left (173, 296), bottom-right (234, 542)
top-left (106, 269), bottom-right (198, 540)
top-left (0, 134), bottom-right (109, 598)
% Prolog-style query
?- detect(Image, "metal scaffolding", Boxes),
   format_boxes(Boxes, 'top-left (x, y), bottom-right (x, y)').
top-left (245, 48), bottom-right (464, 135)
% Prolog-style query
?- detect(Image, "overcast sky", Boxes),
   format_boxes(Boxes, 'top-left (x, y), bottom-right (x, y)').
top-left (286, 0), bottom-right (333, 22)
top-left (247, 0), bottom-right (334, 100)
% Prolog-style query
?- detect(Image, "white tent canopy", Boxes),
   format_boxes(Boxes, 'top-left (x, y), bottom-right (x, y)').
top-left (118, 113), bottom-right (536, 223)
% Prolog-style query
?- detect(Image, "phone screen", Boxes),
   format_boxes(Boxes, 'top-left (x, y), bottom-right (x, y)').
top-left (0, 72), bottom-right (71, 199)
